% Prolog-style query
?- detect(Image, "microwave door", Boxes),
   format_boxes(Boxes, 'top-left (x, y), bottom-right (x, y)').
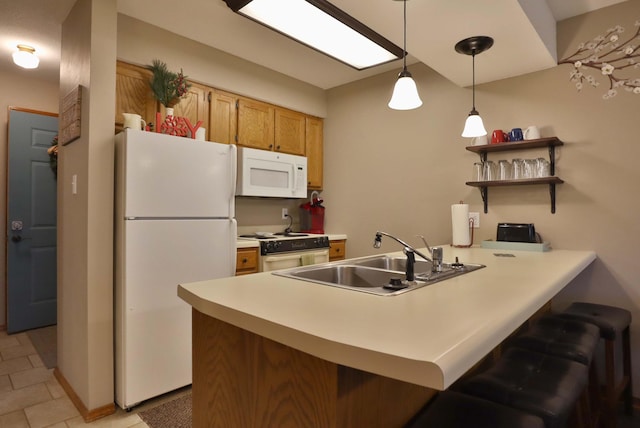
top-left (240, 159), bottom-right (304, 198)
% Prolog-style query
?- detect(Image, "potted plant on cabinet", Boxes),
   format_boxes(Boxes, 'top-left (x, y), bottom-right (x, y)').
top-left (148, 59), bottom-right (191, 116)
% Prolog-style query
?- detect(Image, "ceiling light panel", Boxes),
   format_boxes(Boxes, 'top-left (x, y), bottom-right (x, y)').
top-left (225, 0), bottom-right (403, 70)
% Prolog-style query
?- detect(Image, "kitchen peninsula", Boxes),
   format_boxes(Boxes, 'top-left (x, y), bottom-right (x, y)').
top-left (178, 246), bottom-right (595, 427)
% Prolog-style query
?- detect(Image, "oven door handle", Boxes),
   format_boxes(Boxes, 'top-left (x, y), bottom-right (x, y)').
top-left (262, 250), bottom-right (328, 263)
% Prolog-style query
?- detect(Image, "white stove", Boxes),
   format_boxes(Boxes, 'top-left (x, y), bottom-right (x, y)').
top-left (238, 232), bottom-right (330, 272)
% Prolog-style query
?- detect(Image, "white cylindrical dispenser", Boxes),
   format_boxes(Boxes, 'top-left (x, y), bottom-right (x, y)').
top-left (451, 202), bottom-right (472, 247)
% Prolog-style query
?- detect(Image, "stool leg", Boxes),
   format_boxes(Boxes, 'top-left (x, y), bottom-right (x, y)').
top-left (588, 362), bottom-right (602, 428)
top-left (622, 326), bottom-right (633, 415)
top-left (604, 339), bottom-right (617, 428)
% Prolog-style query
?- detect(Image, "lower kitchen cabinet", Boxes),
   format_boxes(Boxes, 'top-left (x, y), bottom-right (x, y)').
top-left (235, 247), bottom-right (259, 276)
top-left (329, 239), bottom-right (346, 261)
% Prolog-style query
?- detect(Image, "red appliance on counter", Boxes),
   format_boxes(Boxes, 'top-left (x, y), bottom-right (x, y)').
top-left (300, 191), bottom-right (324, 234)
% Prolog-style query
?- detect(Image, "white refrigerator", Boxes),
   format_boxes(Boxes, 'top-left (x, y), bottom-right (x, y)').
top-left (114, 129), bottom-right (237, 409)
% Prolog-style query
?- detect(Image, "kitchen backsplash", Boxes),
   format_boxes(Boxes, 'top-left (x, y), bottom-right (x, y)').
top-left (236, 196), bottom-right (306, 231)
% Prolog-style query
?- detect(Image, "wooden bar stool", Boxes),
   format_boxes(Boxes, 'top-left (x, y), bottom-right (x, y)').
top-left (558, 302), bottom-right (633, 427)
top-left (405, 390), bottom-right (545, 428)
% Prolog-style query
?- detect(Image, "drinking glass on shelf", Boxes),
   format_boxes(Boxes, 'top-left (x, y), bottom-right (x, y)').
top-left (472, 162), bottom-right (483, 181)
top-left (536, 158), bottom-right (550, 177)
top-left (512, 158), bottom-right (524, 179)
top-left (524, 159), bottom-right (537, 178)
top-left (498, 160), bottom-right (512, 180)
top-left (482, 160), bottom-right (497, 181)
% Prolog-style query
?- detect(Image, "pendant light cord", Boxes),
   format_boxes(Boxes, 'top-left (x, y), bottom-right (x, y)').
top-left (402, 0), bottom-right (407, 70)
top-left (471, 51), bottom-right (476, 110)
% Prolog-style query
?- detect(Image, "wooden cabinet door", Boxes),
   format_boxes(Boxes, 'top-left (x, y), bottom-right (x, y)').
top-left (115, 61), bottom-right (157, 132)
top-left (209, 90), bottom-right (238, 145)
top-left (162, 82), bottom-right (210, 139)
top-left (235, 247), bottom-right (259, 275)
top-left (329, 240), bottom-right (346, 261)
top-left (274, 108), bottom-right (305, 155)
top-left (237, 98), bottom-right (274, 150)
top-left (306, 116), bottom-right (324, 190)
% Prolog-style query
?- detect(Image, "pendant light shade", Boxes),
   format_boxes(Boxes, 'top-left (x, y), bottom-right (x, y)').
top-left (12, 44), bottom-right (39, 69)
top-left (389, 69), bottom-right (422, 110)
top-left (388, 0), bottom-right (422, 110)
top-left (455, 36), bottom-right (493, 137)
top-left (462, 110), bottom-right (487, 138)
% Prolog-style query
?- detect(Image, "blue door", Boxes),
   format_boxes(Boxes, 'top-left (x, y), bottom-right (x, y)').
top-left (7, 109), bottom-right (58, 333)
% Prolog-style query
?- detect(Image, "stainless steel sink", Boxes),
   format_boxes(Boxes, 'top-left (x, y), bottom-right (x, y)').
top-left (281, 265), bottom-right (406, 289)
top-left (350, 255), bottom-right (432, 273)
top-left (273, 255), bottom-right (485, 296)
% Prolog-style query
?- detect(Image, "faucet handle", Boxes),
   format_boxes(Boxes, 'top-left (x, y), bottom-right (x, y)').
top-left (431, 247), bottom-right (443, 272)
top-left (416, 235), bottom-right (432, 253)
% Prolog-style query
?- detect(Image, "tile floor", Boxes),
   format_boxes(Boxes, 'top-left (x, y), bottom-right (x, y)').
top-left (0, 329), bottom-right (158, 428)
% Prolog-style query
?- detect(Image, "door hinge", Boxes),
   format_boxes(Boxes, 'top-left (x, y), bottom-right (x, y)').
top-left (235, 100), bottom-right (239, 109)
top-left (207, 91), bottom-right (212, 102)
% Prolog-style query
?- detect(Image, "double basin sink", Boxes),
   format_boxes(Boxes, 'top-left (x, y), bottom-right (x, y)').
top-left (273, 254), bottom-right (485, 296)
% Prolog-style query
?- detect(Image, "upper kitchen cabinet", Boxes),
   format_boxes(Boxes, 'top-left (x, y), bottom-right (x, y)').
top-left (209, 90), bottom-right (238, 145)
top-left (115, 61), bottom-right (157, 132)
top-left (274, 108), bottom-right (306, 156)
top-left (237, 98), bottom-right (275, 151)
top-left (305, 116), bottom-right (323, 190)
top-left (161, 82), bottom-right (210, 140)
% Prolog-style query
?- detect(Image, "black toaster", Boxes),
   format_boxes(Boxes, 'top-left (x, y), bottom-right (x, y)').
top-left (496, 223), bottom-right (537, 243)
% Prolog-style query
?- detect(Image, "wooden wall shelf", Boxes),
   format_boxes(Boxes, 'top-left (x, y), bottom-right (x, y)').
top-left (465, 137), bottom-right (564, 213)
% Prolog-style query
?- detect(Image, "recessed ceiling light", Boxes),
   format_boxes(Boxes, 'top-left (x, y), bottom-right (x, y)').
top-left (13, 44), bottom-right (40, 69)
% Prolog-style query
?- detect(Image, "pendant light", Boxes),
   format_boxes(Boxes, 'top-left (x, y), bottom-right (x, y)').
top-left (455, 36), bottom-right (493, 137)
top-left (388, 0), bottom-right (422, 110)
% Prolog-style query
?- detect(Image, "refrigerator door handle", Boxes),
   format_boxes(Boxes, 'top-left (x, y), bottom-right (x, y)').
top-left (229, 145), bottom-right (237, 218)
top-left (230, 218), bottom-right (237, 274)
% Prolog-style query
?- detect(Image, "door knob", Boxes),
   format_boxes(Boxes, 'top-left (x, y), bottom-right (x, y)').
top-left (11, 235), bottom-right (22, 242)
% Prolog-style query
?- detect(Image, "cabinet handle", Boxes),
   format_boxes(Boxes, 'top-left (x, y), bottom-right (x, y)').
top-left (335, 249), bottom-right (341, 253)
top-left (242, 258), bottom-right (248, 263)
top-left (269, 144), bottom-right (273, 149)
top-left (276, 145), bottom-right (281, 150)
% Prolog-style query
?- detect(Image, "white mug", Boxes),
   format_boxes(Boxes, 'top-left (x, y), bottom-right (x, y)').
top-left (123, 113), bottom-right (146, 131)
top-left (471, 134), bottom-right (488, 146)
top-left (524, 125), bottom-right (541, 140)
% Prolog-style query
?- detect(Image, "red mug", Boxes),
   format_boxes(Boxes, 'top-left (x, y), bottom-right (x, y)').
top-left (491, 129), bottom-right (509, 144)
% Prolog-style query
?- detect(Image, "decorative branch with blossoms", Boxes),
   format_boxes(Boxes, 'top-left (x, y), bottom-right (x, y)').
top-left (558, 20), bottom-right (640, 99)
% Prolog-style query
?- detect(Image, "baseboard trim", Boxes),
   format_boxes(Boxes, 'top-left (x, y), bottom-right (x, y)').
top-left (53, 368), bottom-right (115, 422)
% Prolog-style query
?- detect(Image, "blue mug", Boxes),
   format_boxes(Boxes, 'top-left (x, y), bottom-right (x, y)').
top-left (509, 127), bottom-right (523, 141)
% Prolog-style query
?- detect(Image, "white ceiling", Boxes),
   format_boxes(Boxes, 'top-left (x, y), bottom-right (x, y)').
top-left (0, 0), bottom-right (629, 89)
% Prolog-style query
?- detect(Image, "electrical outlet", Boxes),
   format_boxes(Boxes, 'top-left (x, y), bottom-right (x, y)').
top-left (469, 212), bottom-right (480, 228)
top-left (281, 208), bottom-right (288, 220)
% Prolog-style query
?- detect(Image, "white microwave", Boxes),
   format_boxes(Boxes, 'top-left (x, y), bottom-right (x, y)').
top-left (236, 147), bottom-right (307, 198)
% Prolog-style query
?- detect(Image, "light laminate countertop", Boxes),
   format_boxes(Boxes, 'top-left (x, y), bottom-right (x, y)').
top-left (178, 246), bottom-right (595, 390)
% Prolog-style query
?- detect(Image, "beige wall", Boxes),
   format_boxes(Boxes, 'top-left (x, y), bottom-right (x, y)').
top-left (0, 72), bottom-right (59, 327)
top-left (324, 1), bottom-right (640, 394)
top-left (58, 0), bottom-right (116, 412)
